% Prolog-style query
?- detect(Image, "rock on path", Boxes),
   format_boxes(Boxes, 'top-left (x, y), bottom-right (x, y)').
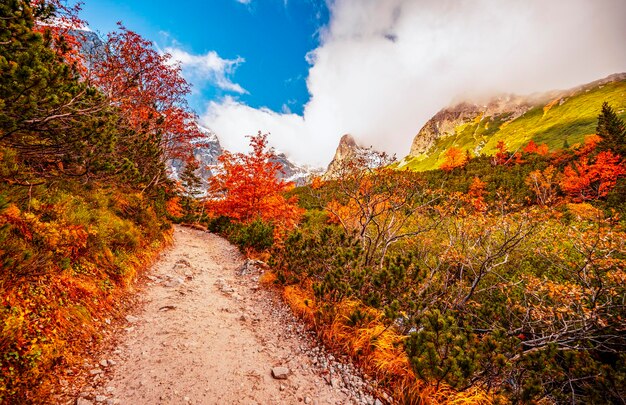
top-left (72, 226), bottom-right (381, 405)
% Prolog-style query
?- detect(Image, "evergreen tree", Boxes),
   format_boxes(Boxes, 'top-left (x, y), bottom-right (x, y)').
top-left (0, 0), bottom-right (114, 179)
top-left (180, 158), bottom-right (203, 198)
top-left (596, 102), bottom-right (626, 157)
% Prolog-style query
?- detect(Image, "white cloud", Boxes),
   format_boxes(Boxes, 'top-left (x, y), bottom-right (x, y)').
top-left (235, 0), bottom-right (252, 4)
top-left (203, 96), bottom-right (309, 157)
top-left (165, 47), bottom-right (246, 94)
top-left (201, 0), bottom-right (626, 167)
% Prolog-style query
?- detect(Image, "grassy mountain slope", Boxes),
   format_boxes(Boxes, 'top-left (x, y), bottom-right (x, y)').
top-left (401, 76), bottom-right (626, 171)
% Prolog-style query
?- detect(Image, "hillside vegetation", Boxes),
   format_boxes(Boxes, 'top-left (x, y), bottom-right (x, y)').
top-left (3, 1), bottom-right (626, 403)
top-left (0, 1), bottom-right (197, 401)
top-left (203, 101), bottom-right (626, 404)
top-left (403, 77), bottom-right (626, 171)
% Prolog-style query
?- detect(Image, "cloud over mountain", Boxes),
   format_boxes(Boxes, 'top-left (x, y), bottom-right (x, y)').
top-left (201, 0), bottom-right (626, 167)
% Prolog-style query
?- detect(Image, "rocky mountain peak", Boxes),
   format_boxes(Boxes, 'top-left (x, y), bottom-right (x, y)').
top-left (323, 134), bottom-right (363, 179)
top-left (323, 134), bottom-right (387, 179)
top-left (338, 133), bottom-right (357, 148)
top-left (334, 134), bottom-right (360, 158)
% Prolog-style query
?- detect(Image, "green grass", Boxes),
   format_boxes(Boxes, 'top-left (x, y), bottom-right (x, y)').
top-left (401, 80), bottom-right (626, 172)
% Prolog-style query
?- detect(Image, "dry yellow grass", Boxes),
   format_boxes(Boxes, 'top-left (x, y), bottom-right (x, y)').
top-left (283, 285), bottom-right (316, 324)
top-left (273, 287), bottom-right (495, 404)
top-left (259, 270), bottom-right (278, 286)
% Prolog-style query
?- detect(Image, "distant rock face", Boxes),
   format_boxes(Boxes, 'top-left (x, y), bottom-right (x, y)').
top-left (409, 103), bottom-right (482, 156)
top-left (167, 124), bottom-right (222, 189)
top-left (191, 125), bottom-right (223, 180)
top-left (323, 134), bottom-right (364, 179)
top-left (409, 97), bottom-right (535, 157)
top-left (271, 153), bottom-right (323, 186)
top-left (77, 29), bottom-right (105, 61)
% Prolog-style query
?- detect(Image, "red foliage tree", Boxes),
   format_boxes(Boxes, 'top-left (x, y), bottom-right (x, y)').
top-left (207, 133), bottom-right (303, 237)
top-left (493, 140), bottom-right (510, 165)
top-left (93, 25), bottom-right (202, 187)
top-left (95, 25), bottom-right (201, 147)
top-left (523, 140), bottom-right (539, 154)
top-left (522, 140), bottom-right (550, 156)
top-left (561, 151), bottom-right (626, 202)
top-left (575, 134), bottom-right (602, 157)
top-left (536, 143), bottom-right (549, 156)
top-left (467, 177), bottom-right (487, 212)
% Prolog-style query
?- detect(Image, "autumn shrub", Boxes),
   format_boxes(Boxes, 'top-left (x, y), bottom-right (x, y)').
top-left (0, 0), bottom-right (199, 401)
top-left (271, 173), bottom-right (626, 403)
top-left (0, 182), bottom-right (171, 401)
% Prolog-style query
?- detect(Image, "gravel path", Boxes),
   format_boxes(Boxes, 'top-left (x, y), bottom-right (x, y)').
top-left (73, 226), bottom-right (381, 405)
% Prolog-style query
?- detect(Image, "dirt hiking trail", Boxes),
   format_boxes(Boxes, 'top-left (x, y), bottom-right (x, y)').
top-left (71, 226), bottom-right (382, 405)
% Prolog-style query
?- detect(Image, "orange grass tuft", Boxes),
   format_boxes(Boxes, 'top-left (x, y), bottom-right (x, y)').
top-left (283, 285), bottom-right (316, 324)
top-left (272, 288), bottom-right (495, 404)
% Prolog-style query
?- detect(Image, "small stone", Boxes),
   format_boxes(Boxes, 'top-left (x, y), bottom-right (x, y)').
top-left (125, 315), bottom-right (139, 324)
top-left (279, 384), bottom-right (286, 392)
top-left (76, 399), bottom-right (93, 405)
top-left (107, 359), bottom-right (116, 366)
top-left (374, 399), bottom-right (383, 405)
top-left (271, 366), bottom-right (290, 380)
top-left (164, 277), bottom-right (183, 288)
top-left (100, 360), bottom-right (108, 368)
top-left (304, 397), bottom-right (312, 404)
top-left (94, 395), bottom-right (107, 403)
top-left (174, 259), bottom-right (192, 268)
top-left (89, 368), bottom-right (102, 375)
top-left (184, 397), bottom-right (190, 402)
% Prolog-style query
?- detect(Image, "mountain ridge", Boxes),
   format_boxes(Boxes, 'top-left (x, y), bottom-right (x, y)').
top-left (402, 72), bottom-right (626, 171)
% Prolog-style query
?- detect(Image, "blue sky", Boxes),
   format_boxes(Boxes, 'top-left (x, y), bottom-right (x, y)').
top-left (81, 0), bottom-right (329, 115)
top-left (80, 0), bottom-right (626, 167)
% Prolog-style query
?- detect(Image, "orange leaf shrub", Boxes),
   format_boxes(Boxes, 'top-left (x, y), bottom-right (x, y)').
top-left (561, 151), bottom-right (625, 202)
top-left (165, 196), bottom-right (184, 219)
top-left (206, 132), bottom-right (303, 239)
top-left (440, 147), bottom-right (468, 172)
